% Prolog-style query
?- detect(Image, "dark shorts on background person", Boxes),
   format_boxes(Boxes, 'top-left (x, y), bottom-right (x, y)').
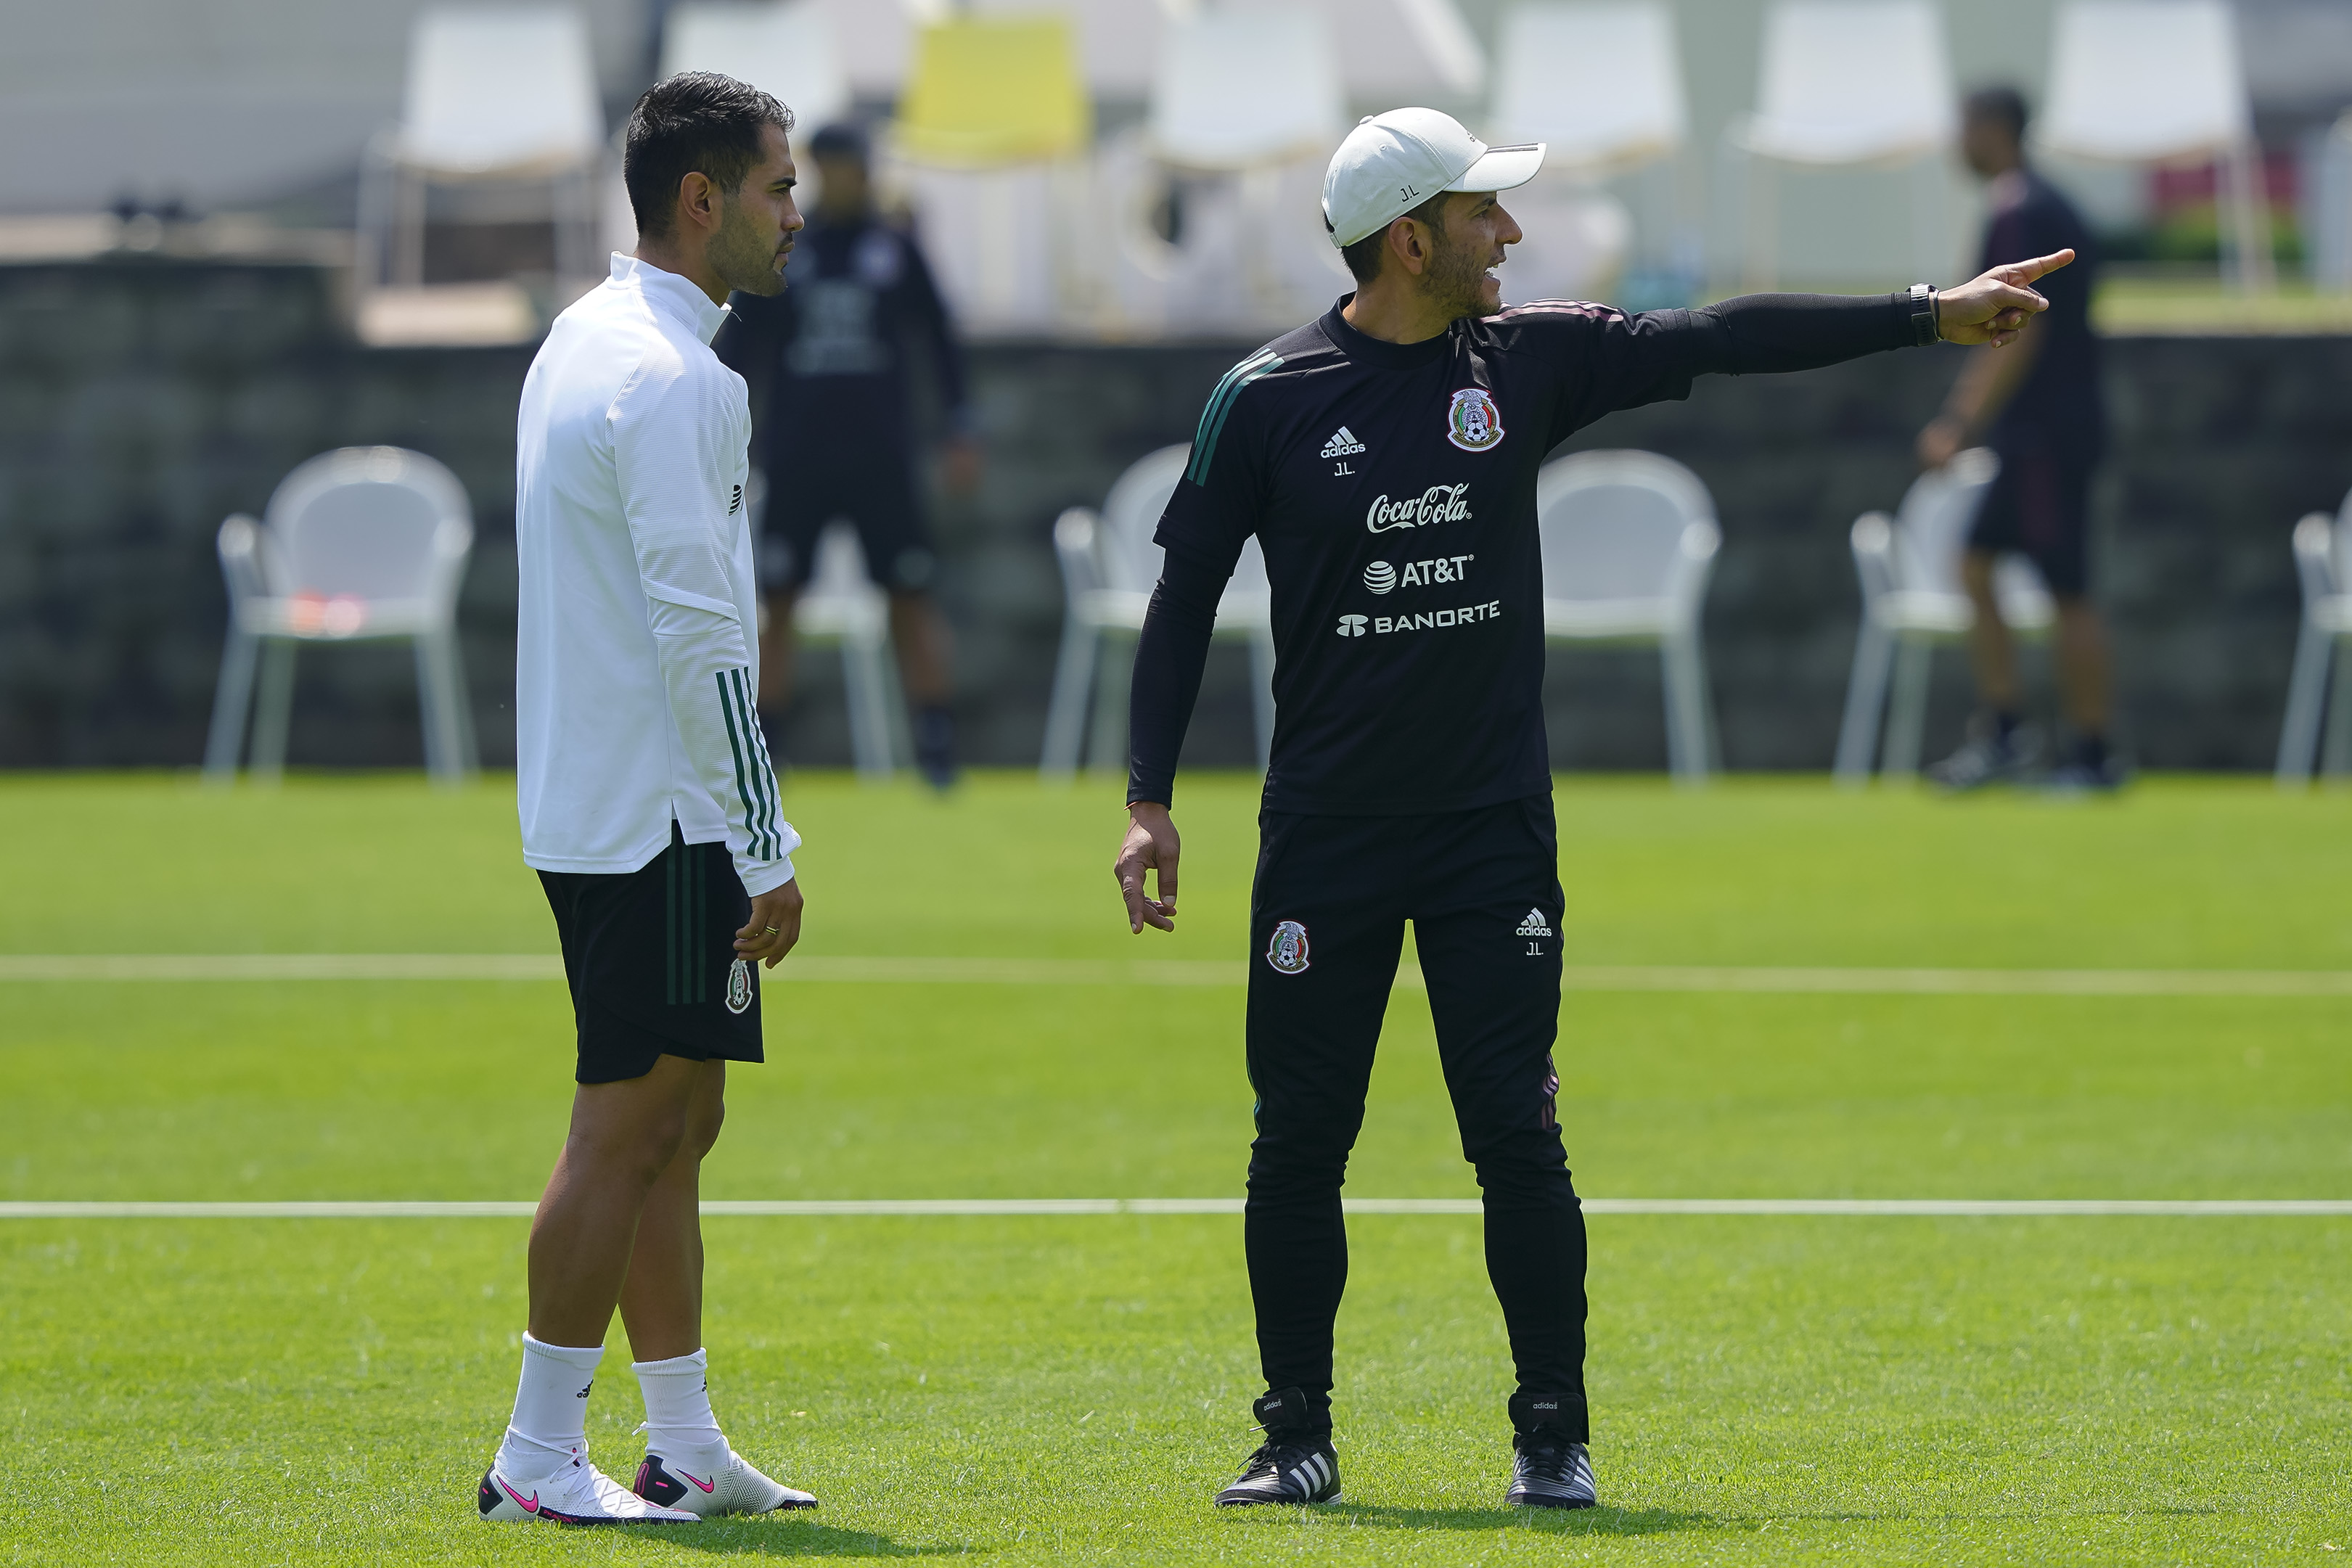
top-left (1969, 439), bottom-right (2099, 599)
top-left (758, 456), bottom-right (935, 594)
top-left (537, 823), bottom-right (763, 1084)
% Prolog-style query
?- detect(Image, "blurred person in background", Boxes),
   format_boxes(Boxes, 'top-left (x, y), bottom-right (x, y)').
top-left (1918, 86), bottom-right (2117, 790)
top-left (719, 121), bottom-right (980, 789)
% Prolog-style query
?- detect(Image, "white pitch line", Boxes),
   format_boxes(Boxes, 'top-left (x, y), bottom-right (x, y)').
top-left (0, 1199), bottom-right (2345, 1220)
top-left (7, 954), bottom-right (2352, 996)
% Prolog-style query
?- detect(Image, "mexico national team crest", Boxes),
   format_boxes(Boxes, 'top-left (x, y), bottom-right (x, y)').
top-left (1266, 920), bottom-right (1311, 975)
top-left (1446, 387), bottom-right (1504, 453)
top-left (725, 957), bottom-right (754, 1014)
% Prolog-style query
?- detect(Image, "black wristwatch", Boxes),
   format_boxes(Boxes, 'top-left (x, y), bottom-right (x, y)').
top-left (1907, 282), bottom-right (1941, 345)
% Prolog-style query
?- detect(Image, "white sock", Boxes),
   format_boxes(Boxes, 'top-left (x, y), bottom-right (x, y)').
top-left (633, 1347), bottom-right (725, 1455)
top-left (494, 1334), bottom-right (605, 1479)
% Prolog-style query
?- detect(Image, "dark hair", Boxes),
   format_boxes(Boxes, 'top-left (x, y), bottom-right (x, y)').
top-left (808, 121), bottom-right (869, 162)
top-left (1963, 85), bottom-right (2030, 143)
top-left (624, 72), bottom-right (793, 240)
top-left (1337, 192), bottom-right (1449, 284)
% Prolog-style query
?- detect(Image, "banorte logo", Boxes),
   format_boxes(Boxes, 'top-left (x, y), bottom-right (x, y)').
top-left (1366, 483), bottom-right (1471, 534)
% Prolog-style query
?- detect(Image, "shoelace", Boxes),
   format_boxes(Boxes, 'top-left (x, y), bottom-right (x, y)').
top-left (1237, 1434), bottom-right (1324, 1489)
top-left (1515, 1438), bottom-right (1581, 1487)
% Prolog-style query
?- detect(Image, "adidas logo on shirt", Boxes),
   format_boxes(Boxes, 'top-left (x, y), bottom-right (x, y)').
top-left (1516, 908), bottom-right (1554, 937)
top-left (1320, 426), bottom-right (1366, 459)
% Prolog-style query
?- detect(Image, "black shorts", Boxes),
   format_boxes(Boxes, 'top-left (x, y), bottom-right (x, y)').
top-left (537, 825), bottom-right (763, 1085)
top-left (759, 454), bottom-right (935, 594)
top-left (1969, 439), bottom-right (2099, 599)
top-left (1247, 795), bottom-right (1570, 1170)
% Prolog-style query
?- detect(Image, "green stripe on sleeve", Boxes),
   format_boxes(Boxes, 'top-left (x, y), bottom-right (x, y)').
top-left (715, 670), bottom-right (768, 862)
top-left (1184, 353), bottom-right (1269, 484)
top-left (1187, 352), bottom-right (1282, 485)
top-left (730, 669), bottom-right (782, 861)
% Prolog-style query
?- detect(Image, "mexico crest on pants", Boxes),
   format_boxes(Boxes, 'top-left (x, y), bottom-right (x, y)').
top-left (726, 957), bottom-right (754, 1014)
top-left (1266, 920), bottom-right (1311, 975)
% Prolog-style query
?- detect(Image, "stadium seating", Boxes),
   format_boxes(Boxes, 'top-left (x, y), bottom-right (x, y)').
top-left (1832, 449), bottom-right (2054, 784)
top-left (1723, 0), bottom-right (1955, 288)
top-left (2038, 0), bottom-right (2272, 292)
top-left (1041, 445), bottom-right (1274, 779)
top-left (204, 448), bottom-right (477, 786)
top-left (2274, 493), bottom-right (2352, 785)
top-left (357, 6), bottom-right (604, 303)
top-left (1534, 450), bottom-right (1721, 784)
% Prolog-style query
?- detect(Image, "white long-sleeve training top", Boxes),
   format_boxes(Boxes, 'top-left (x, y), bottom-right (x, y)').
top-left (515, 253), bottom-right (797, 896)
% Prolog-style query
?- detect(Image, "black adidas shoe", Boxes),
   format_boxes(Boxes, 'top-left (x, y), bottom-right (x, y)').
top-left (1504, 1390), bottom-right (1596, 1509)
top-left (1213, 1387), bottom-right (1340, 1506)
top-left (1504, 1434), bottom-right (1597, 1509)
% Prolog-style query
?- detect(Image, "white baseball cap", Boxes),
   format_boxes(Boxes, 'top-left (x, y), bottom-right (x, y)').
top-left (1322, 107), bottom-right (1546, 250)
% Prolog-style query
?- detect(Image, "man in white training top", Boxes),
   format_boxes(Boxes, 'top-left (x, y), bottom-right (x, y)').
top-left (480, 72), bottom-right (811, 1527)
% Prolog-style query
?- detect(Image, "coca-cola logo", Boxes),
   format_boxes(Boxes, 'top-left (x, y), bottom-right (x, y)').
top-left (1366, 483), bottom-right (1472, 534)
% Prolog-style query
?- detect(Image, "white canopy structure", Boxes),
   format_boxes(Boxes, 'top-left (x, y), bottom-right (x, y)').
top-left (1724, 0), bottom-right (1956, 287)
top-left (2037, 0), bottom-right (2271, 292)
top-left (1491, 2), bottom-right (1687, 173)
top-left (804, 0), bottom-right (1479, 102)
top-left (660, 2), bottom-right (853, 131)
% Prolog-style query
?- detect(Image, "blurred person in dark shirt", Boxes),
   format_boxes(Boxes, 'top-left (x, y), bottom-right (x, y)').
top-left (1918, 86), bottom-right (2118, 790)
top-left (718, 122), bottom-right (980, 788)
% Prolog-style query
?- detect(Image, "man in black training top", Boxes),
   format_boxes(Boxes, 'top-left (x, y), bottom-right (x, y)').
top-left (1110, 107), bottom-right (2067, 1511)
top-left (719, 122), bottom-right (979, 788)
top-left (1919, 86), bottom-right (2116, 790)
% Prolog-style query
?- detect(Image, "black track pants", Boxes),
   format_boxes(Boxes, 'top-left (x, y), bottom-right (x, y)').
top-left (1242, 794), bottom-right (1587, 1440)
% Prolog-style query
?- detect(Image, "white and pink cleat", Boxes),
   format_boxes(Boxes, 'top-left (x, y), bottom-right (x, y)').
top-left (478, 1445), bottom-right (699, 1526)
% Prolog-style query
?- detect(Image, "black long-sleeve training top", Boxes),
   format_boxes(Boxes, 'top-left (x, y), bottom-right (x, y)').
top-left (718, 211), bottom-right (972, 476)
top-left (1128, 291), bottom-right (1921, 815)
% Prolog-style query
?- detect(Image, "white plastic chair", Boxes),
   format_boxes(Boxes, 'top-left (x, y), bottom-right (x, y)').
top-left (771, 519), bottom-right (897, 784)
top-left (1833, 450), bottom-right (2056, 784)
top-left (2038, 0), bottom-right (2271, 292)
top-left (1724, 0), bottom-right (1954, 289)
top-left (1535, 450), bottom-right (1721, 784)
top-left (1493, 3), bottom-right (1686, 173)
top-left (660, 1), bottom-right (852, 130)
top-left (1040, 445), bottom-right (1275, 779)
top-left (357, 7), bottom-right (605, 292)
top-left (2275, 497), bottom-right (2352, 786)
top-left (205, 448), bottom-right (477, 786)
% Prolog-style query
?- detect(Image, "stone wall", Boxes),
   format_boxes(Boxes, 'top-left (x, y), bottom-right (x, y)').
top-left (3, 256), bottom-right (2345, 772)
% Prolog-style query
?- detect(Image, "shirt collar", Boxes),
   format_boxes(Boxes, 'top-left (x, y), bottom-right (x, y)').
top-left (610, 253), bottom-right (732, 345)
top-left (1320, 295), bottom-right (1456, 370)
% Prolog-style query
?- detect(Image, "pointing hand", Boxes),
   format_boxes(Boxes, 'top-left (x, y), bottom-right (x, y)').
top-left (1936, 250), bottom-right (2074, 347)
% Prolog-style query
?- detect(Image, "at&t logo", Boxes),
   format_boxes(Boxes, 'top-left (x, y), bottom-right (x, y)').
top-left (1335, 614), bottom-right (1367, 637)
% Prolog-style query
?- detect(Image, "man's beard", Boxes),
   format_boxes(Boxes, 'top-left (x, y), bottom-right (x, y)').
top-left (1423, 235), bottom-right (1493, 321)
top-left (710, 200), bottom-right (785, 297)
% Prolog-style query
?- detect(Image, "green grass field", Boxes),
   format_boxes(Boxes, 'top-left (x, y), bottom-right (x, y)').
top-left (2, 772), bottom-right (2348, 1565)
